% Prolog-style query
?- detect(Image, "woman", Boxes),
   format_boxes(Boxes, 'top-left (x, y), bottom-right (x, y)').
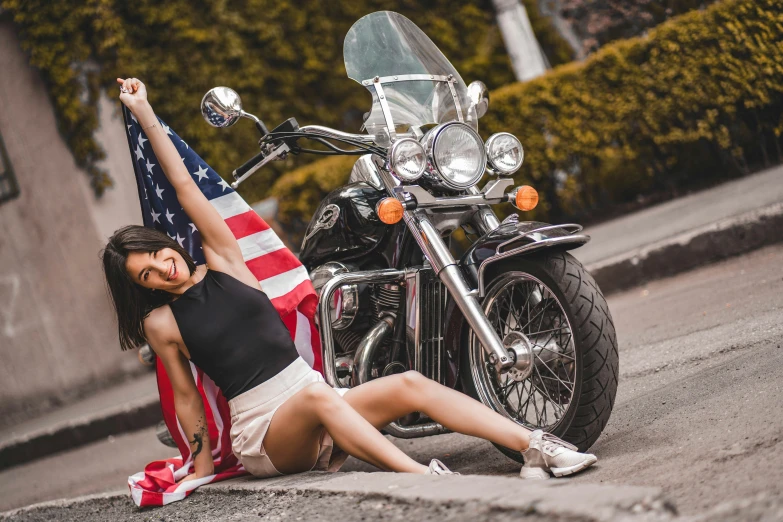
top-left (104, 77), bottom-right (598, 482)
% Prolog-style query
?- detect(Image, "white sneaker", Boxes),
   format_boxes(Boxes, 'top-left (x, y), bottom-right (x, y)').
top-left (425, 459), bottom-right (457, 475)
top-left (520, 430), bottom-right (597, 478)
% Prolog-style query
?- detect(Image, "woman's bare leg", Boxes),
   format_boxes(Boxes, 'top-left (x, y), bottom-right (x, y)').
top-left (263, 382), bottom-right (428, 474)
top-left (343, 371), bottom-right (531, 451)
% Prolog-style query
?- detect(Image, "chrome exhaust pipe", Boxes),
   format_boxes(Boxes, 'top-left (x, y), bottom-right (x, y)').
top-left (383, 421), bottom-right (450, 439)
top-left (353, 315), bottom-right (394, 386)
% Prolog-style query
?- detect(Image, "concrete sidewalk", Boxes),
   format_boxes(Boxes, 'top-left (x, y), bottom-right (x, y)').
top-left (2, 166), bottom-right (782, 475)
top-left (578, 166), bottom-right (783, 292)
top-left (0, 373), bottom-right (159, 470)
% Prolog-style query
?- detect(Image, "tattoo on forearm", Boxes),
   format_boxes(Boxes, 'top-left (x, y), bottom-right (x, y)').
top-left (189, 419), bottom-right (208, 457)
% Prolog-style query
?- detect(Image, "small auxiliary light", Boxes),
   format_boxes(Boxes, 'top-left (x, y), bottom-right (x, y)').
top-left (389, 138), bottom-right (427, 182)
top-left (510, 185), bottom-right (539, 211)
top-left (376, 197), bottom-right (404, 224)
top-left (485, 133), bottom-right (524, 175)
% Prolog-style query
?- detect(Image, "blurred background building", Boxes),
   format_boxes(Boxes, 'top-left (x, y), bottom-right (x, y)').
top-left (0, 18), bottom-right (143, 423)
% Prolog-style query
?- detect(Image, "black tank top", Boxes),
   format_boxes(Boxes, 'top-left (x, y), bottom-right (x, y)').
top-left (168, 269), bottom-right (299, 400)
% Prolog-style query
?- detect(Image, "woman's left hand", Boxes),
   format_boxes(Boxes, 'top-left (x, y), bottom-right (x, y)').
top-left (116, 77), bottom-right (148, 111)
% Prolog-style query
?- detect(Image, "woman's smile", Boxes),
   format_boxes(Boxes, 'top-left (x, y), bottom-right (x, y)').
top-left (168, 260), bottom-right (178, 281)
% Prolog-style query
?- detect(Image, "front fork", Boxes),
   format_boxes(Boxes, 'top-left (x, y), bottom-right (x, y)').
top-left (403, 207), bottom-right (514, 374)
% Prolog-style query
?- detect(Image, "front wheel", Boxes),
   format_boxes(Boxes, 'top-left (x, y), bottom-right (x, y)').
top-left (460, 251), bottom-right (618, 460)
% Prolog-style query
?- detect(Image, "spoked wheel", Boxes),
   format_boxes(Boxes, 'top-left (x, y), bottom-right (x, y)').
top-left (475, 271), bottom-right (576, 431)
top-left (461, 252), bottom-right (618, 460)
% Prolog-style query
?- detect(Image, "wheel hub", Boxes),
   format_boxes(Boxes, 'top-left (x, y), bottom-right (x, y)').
top-left (503, 331), bottom-right (533, 381)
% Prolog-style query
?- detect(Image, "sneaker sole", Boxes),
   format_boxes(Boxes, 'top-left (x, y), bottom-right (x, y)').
top-left (551, 455), bottom-right (598, 477)
top-left (519, 466), bottom-right (550, 480)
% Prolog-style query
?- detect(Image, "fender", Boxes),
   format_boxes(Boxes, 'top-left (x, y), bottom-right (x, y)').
top-left (460, 219), bottom-right (590, 297)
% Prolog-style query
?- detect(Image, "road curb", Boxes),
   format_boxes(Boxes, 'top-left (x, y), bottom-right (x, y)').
top-left (0, 397), bottom-right (160, 471)
top-left (1, 472), bottom-right (676, 521)
top-left (587, 202), bottom-right (783, 294)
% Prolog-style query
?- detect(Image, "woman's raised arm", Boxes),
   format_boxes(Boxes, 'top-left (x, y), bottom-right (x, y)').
top-left (117, 77), bottom-right (243, 271)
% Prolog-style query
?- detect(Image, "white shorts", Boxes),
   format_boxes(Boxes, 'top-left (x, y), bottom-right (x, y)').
top-left (228, 357), bottom-right (349, 477)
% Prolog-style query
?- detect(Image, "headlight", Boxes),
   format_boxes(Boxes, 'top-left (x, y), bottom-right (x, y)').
top-left (424, 122), bottom-right (487, 190)
top-left (389, 138), bottom-right (426, 182)
top-left (485, 133), bottom-right (524, 175)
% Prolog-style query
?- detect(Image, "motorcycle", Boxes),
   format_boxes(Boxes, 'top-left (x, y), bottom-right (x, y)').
top-left (188, 11), bottom-right (619, 458)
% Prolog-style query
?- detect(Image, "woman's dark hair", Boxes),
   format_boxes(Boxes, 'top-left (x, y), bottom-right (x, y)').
top-left (102, 225), bottom-right (197, 351)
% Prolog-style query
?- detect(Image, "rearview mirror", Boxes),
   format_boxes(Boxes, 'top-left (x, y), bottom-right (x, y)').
top-left (201, 87), bottom-right (244, 128)
top-left (467, 81), bottom-right (490, 119)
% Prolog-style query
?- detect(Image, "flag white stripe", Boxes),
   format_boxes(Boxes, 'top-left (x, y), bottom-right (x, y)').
top-left (259, 265), bottom-right (311, 300)
top-left (238, 229), bottom-right (286, 261)
top-left (210, 192), bottom-right (251, 220)
top-left (294, 310), bottom-right (314, 367)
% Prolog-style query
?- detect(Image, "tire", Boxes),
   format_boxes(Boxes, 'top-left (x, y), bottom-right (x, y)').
top-left (460, 251), bottom-right (618, 459)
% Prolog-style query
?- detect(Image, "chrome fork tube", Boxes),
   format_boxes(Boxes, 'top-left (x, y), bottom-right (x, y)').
top-left (466, 186), bottom-right (502, 235)
top-left (403, 210), bottom-right (513, 372)
top-left (318, 269), bottom-right (407, 386)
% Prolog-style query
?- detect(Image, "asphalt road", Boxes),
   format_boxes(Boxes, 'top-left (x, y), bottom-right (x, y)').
top-left (2, 245), bottom-right (782, 516)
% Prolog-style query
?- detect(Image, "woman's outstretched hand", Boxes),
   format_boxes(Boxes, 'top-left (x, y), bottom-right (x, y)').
top-left (116, 77), bottom-right (148, 111)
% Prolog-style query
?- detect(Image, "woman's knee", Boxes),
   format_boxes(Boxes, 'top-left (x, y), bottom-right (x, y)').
top-left (302, 381), bottom-right (337, 401)
top-left (399, 370), bottom-right (428, 391)
top-left (301, 382), bottom-right (342, 414)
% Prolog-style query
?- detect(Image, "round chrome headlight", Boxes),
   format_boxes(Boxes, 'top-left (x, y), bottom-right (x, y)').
top-left (485, 133), bottom-right (524, 175)
top-left (389, 138), bottom-right (426, 182)
top-left (424, 122), bottom-right (487, 190)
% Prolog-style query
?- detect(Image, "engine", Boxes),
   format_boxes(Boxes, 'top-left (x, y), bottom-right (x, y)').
top-left (310, 260), bottom-right (454, 392)
top-left (310, 262), bottom-right (405, 387)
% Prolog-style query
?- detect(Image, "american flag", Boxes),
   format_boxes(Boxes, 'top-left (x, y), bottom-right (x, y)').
top-left (121, 106), bottom-right (322, 507)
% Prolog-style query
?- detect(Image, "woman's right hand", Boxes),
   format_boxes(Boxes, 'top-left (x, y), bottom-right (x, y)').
top-left (116, 77), bottom-right (148, 112)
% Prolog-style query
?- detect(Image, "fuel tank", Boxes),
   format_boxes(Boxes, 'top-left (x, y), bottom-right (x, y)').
top-left (299, 182), bottom-right (388, 269)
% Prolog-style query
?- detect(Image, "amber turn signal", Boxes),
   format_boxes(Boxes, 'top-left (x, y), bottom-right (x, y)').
top-left (376, 197), bottom-right (404, 224)
top-left (512, 185), bottom-right (539, 211)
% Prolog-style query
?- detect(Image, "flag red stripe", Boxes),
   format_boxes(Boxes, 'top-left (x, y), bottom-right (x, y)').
top-left (246, 249), bottom-right (303, 281)
top-left (225, 210), bottom-right (270, 237)
top-left (270, 280), bottom-right (317, 316)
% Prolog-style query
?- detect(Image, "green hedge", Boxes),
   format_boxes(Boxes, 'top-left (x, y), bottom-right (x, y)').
top-left (2, 1), bottom-right (572, 198)
top-left (272, 0), bottom-right (783, 227)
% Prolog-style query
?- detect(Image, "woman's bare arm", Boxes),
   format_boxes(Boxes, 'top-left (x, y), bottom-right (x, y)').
top-left (117, 77), bottom-right (247, 276)
top-left (144, 308), bottom-right (214, 480)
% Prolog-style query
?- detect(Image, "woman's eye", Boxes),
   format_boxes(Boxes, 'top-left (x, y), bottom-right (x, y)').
top-left (144, 271), bottom-right (150, 281)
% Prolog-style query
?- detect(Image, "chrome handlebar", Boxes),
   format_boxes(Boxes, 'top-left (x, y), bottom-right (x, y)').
top-left (299, 125), bottom-right (377, 144)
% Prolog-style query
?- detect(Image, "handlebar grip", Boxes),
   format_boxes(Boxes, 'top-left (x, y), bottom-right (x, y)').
top-left (232, 151), bottom-right (267, 180)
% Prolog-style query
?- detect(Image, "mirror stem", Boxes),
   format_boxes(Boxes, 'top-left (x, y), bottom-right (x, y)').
top-left (255, 120), bottom-right (269, 137)
top-left (239, 110), bottom-right (268, 136)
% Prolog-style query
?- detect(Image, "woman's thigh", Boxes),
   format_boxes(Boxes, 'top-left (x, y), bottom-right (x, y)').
top-left (341, 373), bottom-right (417, 429)
top-left (262, 384), bottom-right (327, 474)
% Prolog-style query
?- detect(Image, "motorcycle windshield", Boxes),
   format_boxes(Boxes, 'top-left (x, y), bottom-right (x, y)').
top-left (344, 11), bottom-right (474, 135)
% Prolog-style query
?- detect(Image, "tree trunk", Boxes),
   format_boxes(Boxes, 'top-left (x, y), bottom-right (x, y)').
top-left (492, 0), bottom-right (548, 81)
top-left (537, 0), bottom-right (585, 59)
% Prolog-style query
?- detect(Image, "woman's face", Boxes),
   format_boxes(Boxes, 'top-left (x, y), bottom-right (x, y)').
top-left (125, 248), bottom-right (189, 292)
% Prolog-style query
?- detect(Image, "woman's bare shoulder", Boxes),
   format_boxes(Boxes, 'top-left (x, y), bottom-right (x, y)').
top-left (143, 305), bottom-right (179, 344)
